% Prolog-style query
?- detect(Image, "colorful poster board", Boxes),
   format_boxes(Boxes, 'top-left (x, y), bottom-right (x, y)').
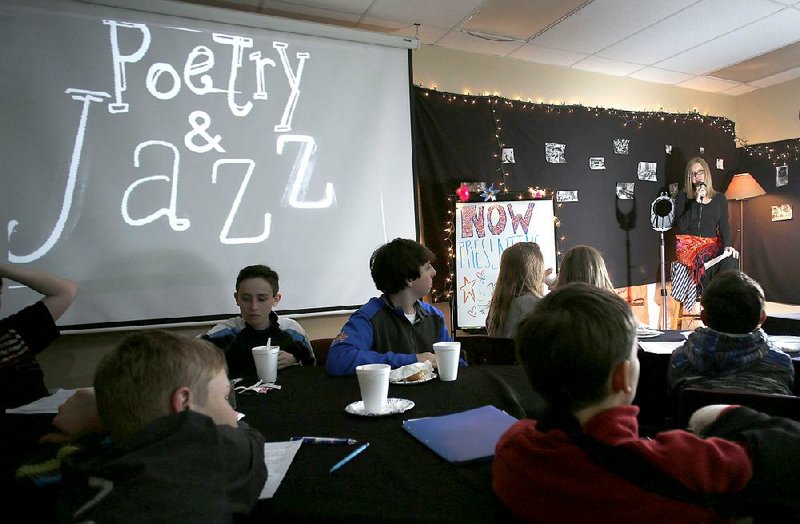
top-left (454, 199), bottom-right (557, 329)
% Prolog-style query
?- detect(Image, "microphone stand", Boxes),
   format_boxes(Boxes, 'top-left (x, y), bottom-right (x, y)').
top-left (659, 230), bottom-right (667, 330)
top-left (651, 192), bottom-right (674, 330)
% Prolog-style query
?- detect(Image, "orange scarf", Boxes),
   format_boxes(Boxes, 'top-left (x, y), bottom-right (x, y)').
top-left (676, 234), bottom-right (720, 285)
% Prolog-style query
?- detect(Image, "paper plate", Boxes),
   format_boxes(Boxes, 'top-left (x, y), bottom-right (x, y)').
top-left (637, 330), bottom-right (663, 339)
top-left (345, 398), bottom-right (415, 417)
top-left (769, 335), bottom-right (800, 353)
top-left (391, 373), bottom-right (437, 385)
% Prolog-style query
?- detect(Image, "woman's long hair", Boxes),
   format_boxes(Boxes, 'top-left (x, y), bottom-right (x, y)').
top-left (486, 242), bottom-right (545, 336)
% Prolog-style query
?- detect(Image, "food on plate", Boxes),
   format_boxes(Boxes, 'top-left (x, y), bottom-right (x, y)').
top-left (404, 370), bottom-right (426, 382)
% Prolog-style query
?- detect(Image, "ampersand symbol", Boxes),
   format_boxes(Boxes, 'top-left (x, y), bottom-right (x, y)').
top-left (184, 110), bottom-right (226, 153)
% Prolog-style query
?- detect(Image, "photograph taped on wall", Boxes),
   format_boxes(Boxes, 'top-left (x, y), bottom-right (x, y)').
top-left (665, 144), bottom-right (672, 154)
top-left (545, 143), bottom-right (566, 163)
top-left (772, 204), bottom-right (792, 222)
top-left (613, 138), bottom-right (630, 155)
top-left (556, 190), bottom-right (578, 202)
top-left (777, 165), bottom-right (789, 187)
top-left (637, 162), bottom-right (657, 182)
top-left (716, 158), bottom-right (724, 170)
top-left (589, 157), bottom-right (605, 170)
top-left (501, 148), bottom-right (515, 164)
top-left (616, 182), bottom-right (634, 199)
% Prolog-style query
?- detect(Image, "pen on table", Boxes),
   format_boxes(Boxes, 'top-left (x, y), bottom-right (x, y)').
top-left (290, 436), bottom-right (358, 445)
top-left (329, 442), bottom-right (369, 473)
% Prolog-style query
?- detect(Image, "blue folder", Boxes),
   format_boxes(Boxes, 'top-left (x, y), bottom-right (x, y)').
top-left (402, 405), bottom-right (518, 463)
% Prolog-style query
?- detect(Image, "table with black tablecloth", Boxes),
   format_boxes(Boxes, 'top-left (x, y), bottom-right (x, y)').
top-left (237, 365), bottom-right (544, 523)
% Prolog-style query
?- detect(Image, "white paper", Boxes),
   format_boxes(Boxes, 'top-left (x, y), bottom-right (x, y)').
top-left (704, 250), bottom-right (731, 269)
top-left (4, 388), bottom-right (81, 414)
top-left (259, 440), bottom-right (303, 499)
top-left (638, 341), bottom-right (684, 354)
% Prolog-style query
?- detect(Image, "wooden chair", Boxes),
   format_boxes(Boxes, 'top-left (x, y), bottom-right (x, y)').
top-left (309, 337), bottom-right (335, 366)
top-left (677, 387), bottom-right (800, 428)
top-left (455, 335), bottom-right (516, 365)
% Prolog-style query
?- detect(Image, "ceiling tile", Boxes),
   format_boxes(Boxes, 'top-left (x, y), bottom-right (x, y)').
top-left (257, 0), bottom-right (363, 25)
top-left (508, 43), bottom-right (586, 66)
top-left (657, 8), bottom-right (800, 74)
top-left (262, 0), bottom-right (373, 13)
top-left (678, 76), bottom-right (740, 93)
top-left (748, 64), bottom-right (800, 87)
top-left (711, 40), bottom-right (800, 82)
top-left (629, 67), bottom-right (694, 85)
top-left (435, 29), bottom-right (527, 56)
top-left (530, 0), bottom-right (694, 54)
top-left (368, 0), bottom-right (485, 29)
top-left (571, 55), bottom-right (643, 76)
top-left (461, 0), bottom-right (585, 40)
top-left (721, 84), bottom-right (760, 96)
top-left (361, 19), bottom-right (448, 45)
top-left (599, 0), bottom-right (782, 65)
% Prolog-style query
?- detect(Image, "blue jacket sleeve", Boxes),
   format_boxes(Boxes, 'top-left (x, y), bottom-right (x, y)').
top-left (325, 306), bottom-right (418, 376)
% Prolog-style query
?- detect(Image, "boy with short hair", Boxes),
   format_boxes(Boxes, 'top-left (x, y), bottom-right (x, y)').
top-left (325, 238), bottom-right (451, 376)
top-left (493, 282), bottom-right (800, 523)
top-left (668, 269), bottom-right (794, 397)
top-left (56, 330), bottom-right (267, 523)
top-left (203, 264), bottom-right (315, 378)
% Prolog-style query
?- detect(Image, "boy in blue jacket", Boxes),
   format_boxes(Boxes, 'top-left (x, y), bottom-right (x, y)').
top-left (326, 238), bottom-right (453, 376)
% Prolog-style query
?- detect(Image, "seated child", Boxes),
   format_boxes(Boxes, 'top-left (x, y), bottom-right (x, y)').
top-left (493, 282), bottom-right (800, 523)
top-left (554, 244), bottom-right (615, 291)
top-left (203, 264), bottom-right (315, 378)
top-left (486, 242), bottom-right (547, 339)
top-left (56, 330), bottom-right (267, 523)
top-left (326, 238), bottom-right (453, 376)
top-left (668, 269), bottom-right (794, 397)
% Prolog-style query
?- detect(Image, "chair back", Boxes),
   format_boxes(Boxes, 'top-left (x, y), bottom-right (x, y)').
top-left (455, 335), bottom-right (516, 365)
top-left (309, 337), bottom-right (335, 366)
top-left (677, 387), bottom-right (800, 427)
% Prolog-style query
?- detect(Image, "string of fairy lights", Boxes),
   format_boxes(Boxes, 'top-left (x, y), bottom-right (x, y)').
top-left (421, 86), bottom-right (800, 303)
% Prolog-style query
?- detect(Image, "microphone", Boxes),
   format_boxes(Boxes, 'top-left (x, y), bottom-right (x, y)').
top-left (696, 182), bottom-right (706, 202)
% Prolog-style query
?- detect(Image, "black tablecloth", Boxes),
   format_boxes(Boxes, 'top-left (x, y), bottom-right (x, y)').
top-left (237, 365), bottom-right (544, 523)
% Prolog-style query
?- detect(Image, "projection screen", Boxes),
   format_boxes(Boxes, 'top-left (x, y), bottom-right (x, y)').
top-left (0, 0), bottom-right (418, 329)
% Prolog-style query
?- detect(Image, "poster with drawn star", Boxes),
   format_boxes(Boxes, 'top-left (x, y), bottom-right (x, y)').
top-left (455, 199), bottom-right (557, 330)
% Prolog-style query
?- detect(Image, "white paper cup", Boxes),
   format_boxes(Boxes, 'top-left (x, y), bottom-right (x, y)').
top-left (252, 345), bottom-right (279, 383)
top-left (355, 363), bottom-right (391, 414)
top-left (433, 342), bottom-right (461, 381)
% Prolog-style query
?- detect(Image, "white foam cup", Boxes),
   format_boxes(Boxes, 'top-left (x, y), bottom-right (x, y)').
top-left (252, 345), bottom-right (279, 383)
top-left (433, 342), bottom-right (461, 381)
top-left (355, 363), bottom-right (391, 414)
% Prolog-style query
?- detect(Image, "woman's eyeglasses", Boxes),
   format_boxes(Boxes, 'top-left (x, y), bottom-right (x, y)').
top-left (691, 169), bottom-right (705, 177)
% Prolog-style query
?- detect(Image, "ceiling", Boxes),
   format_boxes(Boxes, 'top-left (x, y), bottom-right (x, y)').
top-left (175, 0), bottom-right (800, 96)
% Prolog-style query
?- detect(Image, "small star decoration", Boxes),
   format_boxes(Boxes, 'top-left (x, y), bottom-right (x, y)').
top-left (480, 183), bottom-right (498, 202)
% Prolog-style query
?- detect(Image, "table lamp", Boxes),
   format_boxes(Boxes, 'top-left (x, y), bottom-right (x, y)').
top-left (724, 173), bottom-right (766, 270)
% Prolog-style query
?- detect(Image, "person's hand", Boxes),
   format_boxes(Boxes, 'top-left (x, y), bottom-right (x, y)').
top-left (277, 350), bottom-right (298, 369)
top-left (688, 404), bottom-right (732, 435)
top-left (40, 388), bottom-right (103, 444)
top-left (724, 246), bottom-right (739, 259)
top-left (695, 185), bottom-right (707, 204)
top-left (416, 352), bottom-right (437, 366)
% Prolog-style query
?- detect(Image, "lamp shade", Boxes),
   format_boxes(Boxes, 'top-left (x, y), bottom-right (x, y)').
top-left (725, 173), bottom-right (766, 201)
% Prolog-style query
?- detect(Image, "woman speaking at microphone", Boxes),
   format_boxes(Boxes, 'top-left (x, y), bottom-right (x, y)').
top-left (674, 157), bottom-right (738, 292)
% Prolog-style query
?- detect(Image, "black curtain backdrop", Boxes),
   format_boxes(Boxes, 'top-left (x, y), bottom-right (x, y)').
top-left (737, 139), bottom-right (800, 304)
top-left (413, 87), bottom-right (738, 302)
